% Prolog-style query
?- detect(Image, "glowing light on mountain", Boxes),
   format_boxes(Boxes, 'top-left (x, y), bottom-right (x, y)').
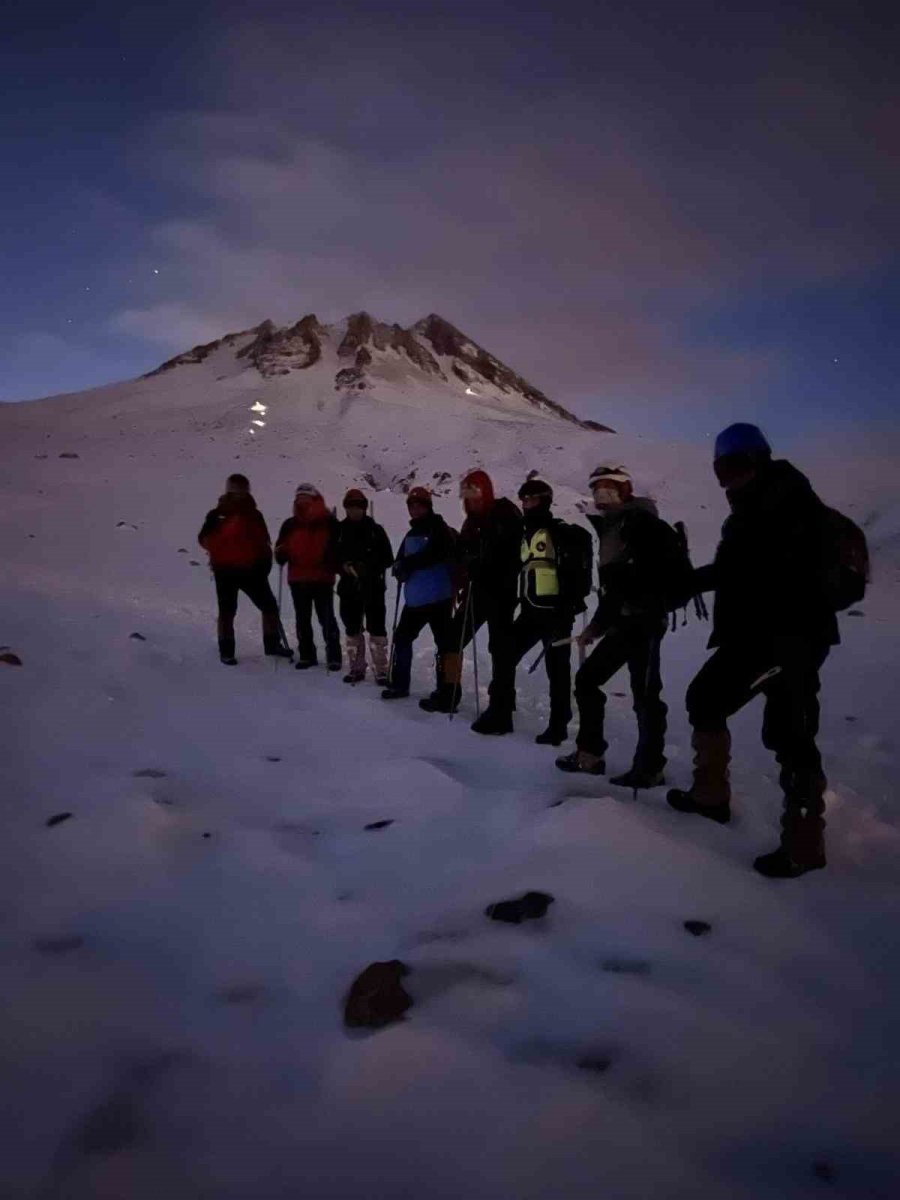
top-left (252, 420), bottom-right (265, 427)
top-left (250, 402), bottom-right (267, 413)
top-left (465, 387), bottom-right (478, 396)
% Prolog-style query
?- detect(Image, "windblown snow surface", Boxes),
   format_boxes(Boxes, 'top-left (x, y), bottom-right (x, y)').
top-left (1, 350), bottom-right (899, 1200)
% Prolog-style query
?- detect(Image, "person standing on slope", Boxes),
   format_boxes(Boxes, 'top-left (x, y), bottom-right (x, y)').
top-left (471, 478), bottom-right (590, 743)
top-left (667, 424), bottom-right (843, 878)
top-left (556, 466), bottom-right (671, 786)
top-left (275, 484), bottom-right (342, 672)
top-left (335, 488), bottom-right (394, 685)
top-left (198, 473), bottom-right (291, 665)
top-left (381, 487), bottom-right (457, 701)
top-left (419, 469), bottom-right (522, 715)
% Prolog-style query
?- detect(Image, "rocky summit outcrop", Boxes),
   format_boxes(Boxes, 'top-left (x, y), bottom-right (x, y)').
top-left (145, 310), bottom-right (612, 431)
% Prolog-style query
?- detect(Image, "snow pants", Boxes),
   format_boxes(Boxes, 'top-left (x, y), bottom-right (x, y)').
top-left (290, 581), bottom-right (341, 665)
top-left (389, 599), bottom-right (454, 694)
top-left (447, 588), bottom-right (517, 703)
top-left (213, 567), bottom-right (280, 655)
top-left (338, 580), bottom-right (387, 638)
top-left (499, 605), bottom-right (574, 732)
top-left (575, 620), bottom-right (668, 771)
top-left (686, 641), bottom-right (830, 822)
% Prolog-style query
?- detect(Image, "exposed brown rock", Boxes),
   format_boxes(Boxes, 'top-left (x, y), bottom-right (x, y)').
top-left (343, 960), bottom-right (412, 1028)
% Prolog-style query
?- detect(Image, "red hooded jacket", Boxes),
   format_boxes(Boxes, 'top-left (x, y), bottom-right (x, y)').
top-left (275, 495), bottom-right (339, 584)
top-left (198, 493), bottom-right (272, 571)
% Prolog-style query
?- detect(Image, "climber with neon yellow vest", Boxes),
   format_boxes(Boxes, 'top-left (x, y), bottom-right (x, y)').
top-left (471, 478), bottom-right (592, 744)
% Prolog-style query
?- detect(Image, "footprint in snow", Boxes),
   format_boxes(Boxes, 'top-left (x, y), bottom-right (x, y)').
top-left (601, 957), bottom-right (652, 975)
top-left (683, 920), bottom-right (713, 937)
top-left (34, 935), bottom-right (85, 955)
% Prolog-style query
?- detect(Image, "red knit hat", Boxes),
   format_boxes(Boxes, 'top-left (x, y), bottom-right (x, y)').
top-left (406, 486), bottom-right (433, 508)
top-left (343, 488), bottom-right (368, 509)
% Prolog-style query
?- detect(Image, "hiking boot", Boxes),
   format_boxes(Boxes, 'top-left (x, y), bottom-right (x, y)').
top-left (343, 670), bottom-right (366, 684)
top-left (535, 725), bottom-right (567, 746)
top-left (419, 684), bottom-right (460, 714)
top-left (666, 789), bottom-right (731, 825)
top-left (295, 658), bottom-right (317, 670)
top-left (381, 686), bottom-right (410, 700)
top-left (610, 767), bottom-right (666, 790)
top-left (753, 846), bottom-right (826, 879)
top-left (374, 673), bottom-right (389, 687)
top-left (327, 661), bottom-right (342, 672)
top-left (555, 750), bottom-right (605, 775)
top-left (218, 636), bottom-right (237, 666)
top-left (264, 642), bottom-right (293, 659)
top-left (220, 653), bottom-right (238, 666)
top-left (470, 708), bottom-right (513, 736)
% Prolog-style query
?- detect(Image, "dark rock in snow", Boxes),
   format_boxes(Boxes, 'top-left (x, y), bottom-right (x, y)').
top-left (133, 768), bottom-right (167, 778)
top-left (364, 819), bottom-right (394, 831)
top-left (0, 652), bottom-right (23, 666)
top-left (46, 812), bottom-right (73, 827)
top-left (812, 1160), bottom-right (837, 1183)
top-left (576, 1053), bottom-right (613, 1073)
top-left (344, 960), bottom-right (412, 1029)
top-left (59, 452), bottom-right (80, 459)
top-left (845, 715), bottom-right (857, 722)
top-left (34, 935), bottom-right (85, 955)
top-left (485, 891), bottom-right (555, 924)
top-left (177, 547), bottom-right (188, 553)
top-left (129, 632), bottom-right (147, 641)
top-left (189, 559), bottom-right (201, 566)
top-left (683, 920), bottom-right (712, 937)
top-left (265, 755), bottom-right (281, 762)
top-left (602, 957), bottom-right (651, 975)
top-left (75, 1094), bottom-right (142, 1155)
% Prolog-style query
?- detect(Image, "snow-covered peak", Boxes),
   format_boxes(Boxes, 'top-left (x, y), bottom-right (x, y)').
top-left (145, 311), bottom-right (612, 432)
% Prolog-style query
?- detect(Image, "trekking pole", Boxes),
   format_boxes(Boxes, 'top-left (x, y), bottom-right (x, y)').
top-left (386, 579), bottom-right (402, 686)
top-left (449, 583), bottom-right (473, 724)
top-left (275, 563), bottom-right (293, 666)
top-left (471, 608), bottom-right (481, 718)
top-left (527, 641), bottom-right (548, 675)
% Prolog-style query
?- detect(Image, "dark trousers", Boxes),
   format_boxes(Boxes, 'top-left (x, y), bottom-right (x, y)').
top-left (338, 581), bottom-right (387, 638)
top-left (214, 568), bottom-right (278, 622)
top-left (497, 605), bottom-right (573, 731)
top-left (575, 622), bottom-right (667, 770)
top-left (450, 589), bottom-right (517, 701)
top-left (687, 642), bottom-right (829, 815)
top-left (290, 581), bottom-right (341, 664)
top-left (390, 600), bottom-right (454, 693)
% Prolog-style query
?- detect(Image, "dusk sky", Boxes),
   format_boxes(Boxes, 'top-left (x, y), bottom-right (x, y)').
top-left (2, 0), bottom-right (897, 440)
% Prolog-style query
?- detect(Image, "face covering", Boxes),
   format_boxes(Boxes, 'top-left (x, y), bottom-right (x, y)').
top-left (592, 485), bottom-right (624, 510)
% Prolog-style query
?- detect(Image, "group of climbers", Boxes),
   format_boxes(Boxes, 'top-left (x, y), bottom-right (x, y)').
top-left (198, 424), bottom-right (868, 881)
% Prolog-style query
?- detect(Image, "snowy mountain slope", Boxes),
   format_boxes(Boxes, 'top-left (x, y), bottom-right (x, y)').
top-left (1, 342), bottom-right (899, 1199)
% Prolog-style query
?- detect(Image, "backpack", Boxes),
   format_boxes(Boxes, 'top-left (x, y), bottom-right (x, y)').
top-left (552, 521), bottom-right (594, 612)
top-left (821, 506), bottom-right (869, 611)
top-left (664, 521), bottom-right (707, 621)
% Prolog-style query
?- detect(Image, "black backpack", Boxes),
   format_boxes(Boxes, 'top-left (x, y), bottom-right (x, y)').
top-left (664, 521), bottom-right (707, 621)
top-left (821, 506), bottom-right (870, 611)
top-left (552, 520), bottom-right (595, 613)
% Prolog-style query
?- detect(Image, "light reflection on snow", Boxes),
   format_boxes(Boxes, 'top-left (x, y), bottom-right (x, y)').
top-left (465, 387), bottom-right (478, 396)
top-left (252, 420), bottom-right (266, 427)
top-left (250, 402), bottom-right (267, 413)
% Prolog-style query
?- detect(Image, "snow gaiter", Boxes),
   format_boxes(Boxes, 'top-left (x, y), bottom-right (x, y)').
top-left (218, 616), bottom-right (236, 661)
top-left (779, 768), bottom-right (827, 868)
top-left (369, 635), bottom-right (389, 681)
top-left (690, 729), bottom-right (732, 808)
top-left (346, 633), bottom-right (366, 679)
